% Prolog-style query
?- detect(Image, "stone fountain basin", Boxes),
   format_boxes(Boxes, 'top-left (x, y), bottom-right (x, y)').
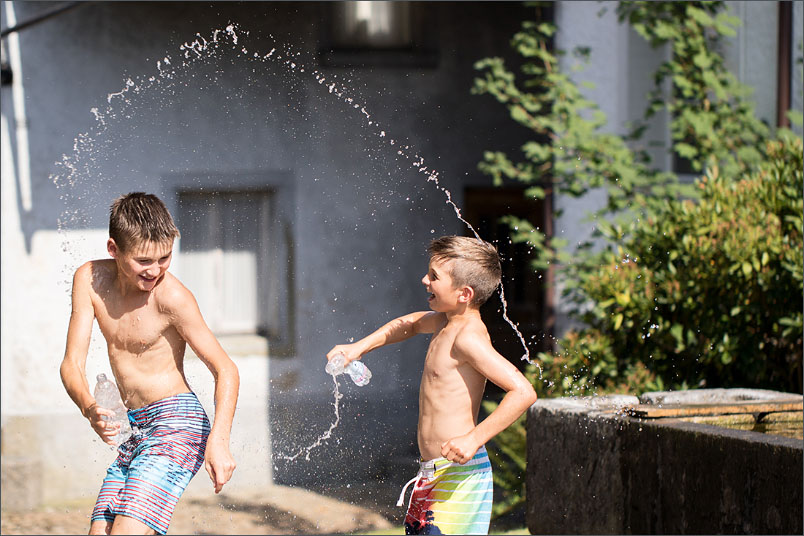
top-left (526, 388), bottom-right (803, 534)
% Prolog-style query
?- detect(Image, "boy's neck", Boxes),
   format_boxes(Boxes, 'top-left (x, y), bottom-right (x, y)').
top-left (444, 305), bottom-right (481, 323)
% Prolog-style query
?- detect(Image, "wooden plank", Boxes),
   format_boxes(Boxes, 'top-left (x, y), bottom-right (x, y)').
top-left (625, 399), bottom-right (803, 418)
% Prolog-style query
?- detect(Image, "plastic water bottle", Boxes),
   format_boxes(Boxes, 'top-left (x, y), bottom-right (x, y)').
top-left (93, 373), bottom-right (132, 445)
top-left (325, 353), bottom-right (372, 386)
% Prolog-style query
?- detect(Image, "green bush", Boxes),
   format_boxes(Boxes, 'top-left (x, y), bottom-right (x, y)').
top-left (474, 1), bottom-right (803, 524)
top-left (484, 133), bottom-right (803, 523)
top-left (550, 133), bottom-right (803, 395)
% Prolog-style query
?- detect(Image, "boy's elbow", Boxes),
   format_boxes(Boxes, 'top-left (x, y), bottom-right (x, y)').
top-left (520, 381), bottom-right (538, 406)
top-left (225, 360), bottom-right (240, 386)
top-left (59, 358), bottom-right (76, 385)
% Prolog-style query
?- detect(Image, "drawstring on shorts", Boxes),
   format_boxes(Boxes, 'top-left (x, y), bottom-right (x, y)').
top-left (396, 459), bottom-right (441, 511)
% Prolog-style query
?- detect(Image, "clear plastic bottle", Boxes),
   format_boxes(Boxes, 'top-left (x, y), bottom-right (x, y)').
top-left (93, 373), bottom-right (132, 445)
top-left (325, 353), bottom-right (372, 386)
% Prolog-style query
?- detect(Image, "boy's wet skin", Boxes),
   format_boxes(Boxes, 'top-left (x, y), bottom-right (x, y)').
top-left (88, 257), bottom-right (193, 410)
top-left (326, 236), bottom-right (538, 534)
top-left (60, 193), bottom-right (240, 535)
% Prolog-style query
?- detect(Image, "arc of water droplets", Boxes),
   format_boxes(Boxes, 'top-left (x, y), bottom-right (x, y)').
top-left (51, 22), bottom-right (542, 463)
top-left (279, 375), bottom-right (343, 462)
top-left (51, 24), bottom-right (244, 289)
top-left (226, 26), bottom-right (538, 370)
top-left (248, 35), bottom-right (537, 371)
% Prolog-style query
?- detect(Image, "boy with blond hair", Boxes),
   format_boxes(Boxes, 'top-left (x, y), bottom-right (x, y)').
top-left (60, 192), bottom-right (240, 535)
top-left (327, 235), bottom-right (538, 534)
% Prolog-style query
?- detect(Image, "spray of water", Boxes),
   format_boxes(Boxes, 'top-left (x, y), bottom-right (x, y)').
top-left (50, 22), bottom-right (544, 461)
top-left (279, 374), bottom-right (343, 462)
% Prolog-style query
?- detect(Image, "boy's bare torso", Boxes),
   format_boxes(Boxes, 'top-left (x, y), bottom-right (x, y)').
top-left (88, 259), bottom-right (191, 409)
top-left (417, 314), bottom-right (487, 460)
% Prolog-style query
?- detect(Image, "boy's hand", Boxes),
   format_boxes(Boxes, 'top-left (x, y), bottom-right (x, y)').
top-left (441, 433), bottom-right (481, 465)
top-left (326, 344), bottom-right (363, 365)
top-left (204, 438), bottom-right (237, 494)
top-left (84, 403), bottom-right (120, 446)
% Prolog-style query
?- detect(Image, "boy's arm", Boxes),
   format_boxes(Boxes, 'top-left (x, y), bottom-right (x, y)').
top-left (59, 263), bottom-right (119, 445)
top-left (326, 311), bottom-right (442, 364)
top-left (441, 328), bottom-right (538, 464)
top-left (167, 282), bottom-right (239, 494)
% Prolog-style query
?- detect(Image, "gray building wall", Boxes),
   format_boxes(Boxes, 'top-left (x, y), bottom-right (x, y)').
top-left (1, 0), bottom-right (533, 510)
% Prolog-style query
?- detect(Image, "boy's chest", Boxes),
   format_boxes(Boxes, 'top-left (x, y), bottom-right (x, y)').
top-left (93, 296), bottom-right (171, 352)
top-left (423, 331), bottom-right (460, 379)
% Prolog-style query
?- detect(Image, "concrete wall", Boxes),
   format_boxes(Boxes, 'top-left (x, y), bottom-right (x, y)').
top-left (526, 397), bottom-right (803, 534)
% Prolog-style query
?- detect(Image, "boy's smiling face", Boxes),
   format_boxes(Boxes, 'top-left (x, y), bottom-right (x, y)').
top-left (421, 258), bottom-right (464, 312)
top-left (109, 238), bottom-right (174, 292)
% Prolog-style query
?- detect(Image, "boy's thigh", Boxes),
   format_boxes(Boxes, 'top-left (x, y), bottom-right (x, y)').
top-left (88, 516), bottom-right (156, 536)
top-left (93, 449), bottom-right (202, 535)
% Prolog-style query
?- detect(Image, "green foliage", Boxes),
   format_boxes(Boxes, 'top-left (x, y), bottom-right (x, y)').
top-left (616, 2), bottom-right (770, 176)
top-left (553, 133), bottom-right (803, 394)
top-left (474, 0), bottom-right (803, 524)
top-left (481, 401), bottom-right (527, 519)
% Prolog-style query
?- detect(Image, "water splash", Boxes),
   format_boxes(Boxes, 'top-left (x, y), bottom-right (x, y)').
top-left (247, 28), bottom-right (536, 368)
top-left (279, 374), bottom-right (343, 462)
top-left (50, 22), bottom-right (543, 459)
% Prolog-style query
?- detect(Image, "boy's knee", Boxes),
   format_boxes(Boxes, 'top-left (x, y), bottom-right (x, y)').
top-left (88, 519), bottom-right (112, 535)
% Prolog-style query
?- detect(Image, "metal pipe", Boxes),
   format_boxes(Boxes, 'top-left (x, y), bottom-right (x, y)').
top-left (777, 1), bottom-right (792, 128)
top-left (0, 1), bottom-right (84, 38)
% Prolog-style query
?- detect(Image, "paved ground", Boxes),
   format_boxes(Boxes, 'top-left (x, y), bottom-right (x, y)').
top-left (1, 485), bottom-right (396, 535)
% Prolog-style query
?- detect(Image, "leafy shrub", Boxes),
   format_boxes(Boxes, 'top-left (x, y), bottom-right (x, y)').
top-left (475, 0), bottom-right (803, 525)
top-left (551, 133), bottom-right (803, 394)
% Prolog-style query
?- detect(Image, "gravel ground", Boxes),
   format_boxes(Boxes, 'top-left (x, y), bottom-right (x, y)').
top-left (1, 485), bottom-right (395, 535)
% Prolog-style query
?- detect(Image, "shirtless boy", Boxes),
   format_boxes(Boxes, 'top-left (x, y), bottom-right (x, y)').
top-left (60, 192), bottom-right (240, 535)
top-left (327, 235), bottom-right (538, 535)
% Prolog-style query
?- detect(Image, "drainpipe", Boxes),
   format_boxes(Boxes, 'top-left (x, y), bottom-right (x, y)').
top-left (1, 1), bottom-right (85, 85)
top-left (0, 1), bottom-right (83, 38)
top-left (777, 1), bottom-right (792, 128)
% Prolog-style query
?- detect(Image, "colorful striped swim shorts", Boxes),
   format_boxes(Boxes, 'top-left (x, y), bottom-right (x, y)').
top-left (400, 446), bottom-right (494, 535)
top-left (91, 392), bottom-right (210, 535)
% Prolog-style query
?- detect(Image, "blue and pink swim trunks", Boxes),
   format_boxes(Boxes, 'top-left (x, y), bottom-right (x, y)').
top-left (91, 392), bottom-right (210, 534)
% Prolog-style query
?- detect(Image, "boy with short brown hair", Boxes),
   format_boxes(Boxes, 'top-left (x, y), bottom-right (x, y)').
top-left (327, 235), bottom-right (538, 535)
top-left (60, 192), bottom-right (240, 535)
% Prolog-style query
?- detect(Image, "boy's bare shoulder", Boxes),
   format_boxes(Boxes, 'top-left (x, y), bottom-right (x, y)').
top-left (75, 258), bottom-right (111, 275)
top-left (452, 316), bottom-right (494, 355)
top-left (416, 311), bottom-right (448, 333)
top-left (153, 272), bottom-right (195, 310)
top-left (74, 259), bottom-right (115, 290)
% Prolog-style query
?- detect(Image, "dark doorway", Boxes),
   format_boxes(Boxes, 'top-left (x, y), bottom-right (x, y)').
top-left (463, 186), bottom-right (554, 374)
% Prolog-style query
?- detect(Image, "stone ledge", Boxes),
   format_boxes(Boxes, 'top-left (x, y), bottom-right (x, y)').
top-left (526, 390), bottom-right (803, 534)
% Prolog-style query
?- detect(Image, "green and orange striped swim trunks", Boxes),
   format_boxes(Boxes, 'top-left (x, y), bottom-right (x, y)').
top-left (399, 446), bottom-right (493, 534)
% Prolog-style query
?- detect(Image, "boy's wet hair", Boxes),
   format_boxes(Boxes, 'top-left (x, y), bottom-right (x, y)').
top-left (427, 235), bottom-right (502, 306)
top-left (109, 192), bottom-right (180, 252)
